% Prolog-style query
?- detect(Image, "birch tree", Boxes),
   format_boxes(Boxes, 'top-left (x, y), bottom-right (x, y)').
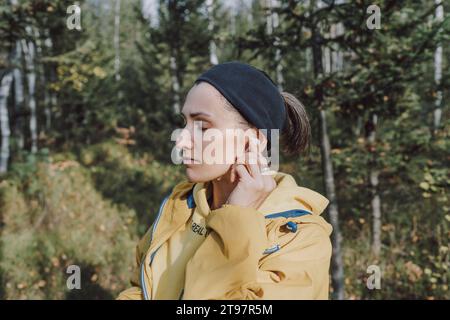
top-left (13, 40), bottom-right (25, 149)
top-left (0, 72), bottom-right (13, 173)
top-left (168, 0), bottom-right (182, 114)
top-left (367, 112), bottom-right (381, 257)
top-left (265, 0), bottom-right (283, 90)
top-left (433, 0), bottom-right (444, 133)
top-left (114, 0), bottom-right (121, 82)
top-left (21, 28), bottom-right (38, 154)
top-left (310, 0), bottom-right (345, 300)
top-left (206, 0), bottom-right (219, 65)
top-left (34, 27), bottom-right (51, 131)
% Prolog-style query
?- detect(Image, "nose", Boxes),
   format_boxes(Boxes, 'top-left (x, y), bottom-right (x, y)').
top-left (175, 128), bottom-right (192, 152)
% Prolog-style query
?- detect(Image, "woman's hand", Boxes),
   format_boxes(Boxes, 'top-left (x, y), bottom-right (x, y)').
top-left (225, 136), bottom-right (276, 210)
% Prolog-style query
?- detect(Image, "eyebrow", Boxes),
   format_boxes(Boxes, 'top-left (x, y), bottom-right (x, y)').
top-left (181, 111), bottom-right (213, 119)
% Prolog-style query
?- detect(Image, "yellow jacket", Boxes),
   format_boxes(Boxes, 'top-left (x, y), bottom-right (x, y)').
top-left (117, 172), bottom-right (332, 300)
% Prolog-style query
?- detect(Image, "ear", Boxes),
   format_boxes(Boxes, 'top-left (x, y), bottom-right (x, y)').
top-left (245, 128), bottom-right (260, 150)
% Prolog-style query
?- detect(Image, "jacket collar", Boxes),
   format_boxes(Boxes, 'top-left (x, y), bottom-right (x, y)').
top-left (192, 182), bottom-right (211, 218)
top-left (190, 172), bottom-right (329, 218)
top-left (149, 172), bottom-right (330, 256)
top-left (257, 172), bottom-right (329, 216)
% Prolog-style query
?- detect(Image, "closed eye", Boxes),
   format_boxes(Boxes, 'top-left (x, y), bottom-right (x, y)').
top-left (180, 110), bottom-right (213, 130)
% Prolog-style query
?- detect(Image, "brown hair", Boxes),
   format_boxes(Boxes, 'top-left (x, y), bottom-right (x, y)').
top-left (280, 92), bottom-right (311, 157)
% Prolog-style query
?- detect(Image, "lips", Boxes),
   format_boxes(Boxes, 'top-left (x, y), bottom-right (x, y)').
top-left (182, 158), bottom-right (200, 164)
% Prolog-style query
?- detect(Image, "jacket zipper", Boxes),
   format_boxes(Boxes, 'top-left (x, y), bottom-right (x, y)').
top-left (141, 195), bottom-right (170, 300)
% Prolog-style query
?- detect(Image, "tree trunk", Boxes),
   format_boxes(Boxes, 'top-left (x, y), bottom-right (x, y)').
top-left (43, 28), bottom-right (54, 129)
top-left (231, 11), bottom-right (236, 35)
top-left (168, 0), bottom-right (181, 114)
top-left (13, 40), bottom-right (25, 149)
top-left (319, 107), bottom-right (345, 300)
top-left (433, 0), bottom-right (443, 133)
top-left (169, 54), bottom-right (181, 114)
top-left (44, 29), bottom-right (57, 124)
top-left (331, 22), bottom-right (344, 72)
top-left (34, 27), bottom-right (51, 131)
top-left (21, 32), bottom-right (38, 154)
top-left (114, 0), bottom-right (121, 82)
top-left (0, 73), bottom-right (13, 173)
top-left (311, 1), bottom-right (345, 299)
top-left (206, 0), bottom-right (219, 65)
top-left (367, 113), bottom-right (381, 257)
top-left (265, 0), bottom-right (284, 89)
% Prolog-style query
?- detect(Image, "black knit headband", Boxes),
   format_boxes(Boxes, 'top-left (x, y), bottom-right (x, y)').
top-left (194, 61), bottom-right (286, 144)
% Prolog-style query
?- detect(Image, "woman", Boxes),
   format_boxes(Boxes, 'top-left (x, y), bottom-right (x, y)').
top-left (117, 61), bottom-right (332, 300)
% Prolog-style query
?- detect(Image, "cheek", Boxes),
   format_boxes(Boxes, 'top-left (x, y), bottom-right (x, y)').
top-left (227, 134), bottom-right (245, 161)
top-left (192, 129), bottom-right (241, 164)
top-left (198, 133), bottom-right (232, 164)
top-left (219, 133), bottom-right (243, 163)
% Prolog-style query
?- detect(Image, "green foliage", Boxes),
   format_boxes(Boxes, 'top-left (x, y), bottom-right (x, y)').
top-left (0, 150), bottom-right (138, 299)
top-left (0, 0), bottom-right (448, 299)
top-left (77, 140), bottom-right (184, 235)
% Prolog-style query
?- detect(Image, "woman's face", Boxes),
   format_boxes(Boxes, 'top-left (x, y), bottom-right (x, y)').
top-left (175, 82), bottom-right (252, 183)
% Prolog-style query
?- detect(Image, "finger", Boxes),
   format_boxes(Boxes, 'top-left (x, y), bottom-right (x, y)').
top-left (258, 154), bottom-right (272, 182)
top-left (246, 154), bottom-right (260, 179)
top-left (258, 153), bottom-right (269, 169)
top-left (257, 157), bottom-right (276, 192)
top-left (236, 150), bottom-right (246, 165)
top-left (234, 163), bottom-right (252, 181)
top-left (247, 137), bottom-right (262, 176)
top-left (259, 154), bottom-right (277, 177)
top-left (236, 153), bottom-right (250, 176)
top-left (230, 163), bottom-right (236, 183)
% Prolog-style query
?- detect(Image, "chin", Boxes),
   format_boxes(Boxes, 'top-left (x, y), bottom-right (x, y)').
top-left (184, 166), bottom-right (210, 183)
top-left (184, 164), bottom-right (229, 183)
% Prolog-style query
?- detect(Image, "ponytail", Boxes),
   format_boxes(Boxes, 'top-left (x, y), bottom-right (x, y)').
top-left (280, 92), bottom-right (311, 157)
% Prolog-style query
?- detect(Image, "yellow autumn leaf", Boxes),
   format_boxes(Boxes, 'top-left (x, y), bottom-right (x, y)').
top-left (419, 182), bottom-right (429, 190)
top-left (93, 66), bottom-right (107, 79)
